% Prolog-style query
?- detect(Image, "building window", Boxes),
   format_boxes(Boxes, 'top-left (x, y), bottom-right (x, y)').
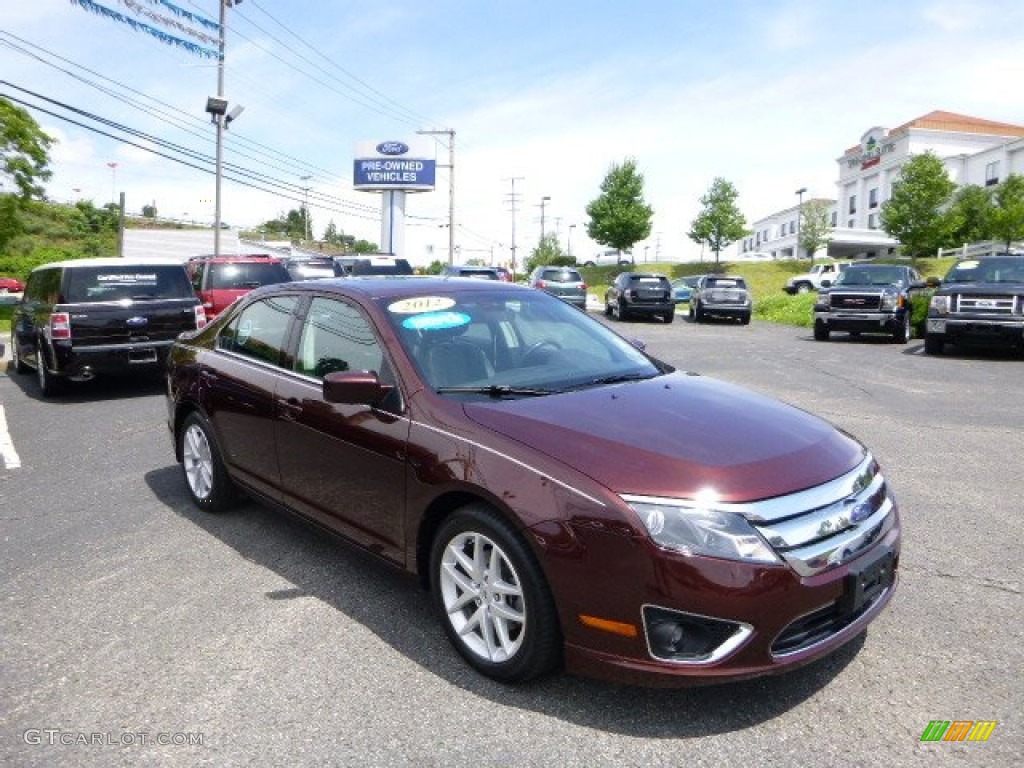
top-left (986, 161), bottom-right (1000, 186)
top-left (848, 219), bottom-right (855, 228)
top-left (869, 188), bottom-right (878, 208)
top-left (849, 195), bottom-right (857, 214)
top-left (868, 213), bottom-right (878, 229)
top-left (831, 211), bottom-right (837, 227)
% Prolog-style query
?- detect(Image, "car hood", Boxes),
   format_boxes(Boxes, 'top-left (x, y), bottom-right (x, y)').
top-left (463, 373), bottom-right (864, 502)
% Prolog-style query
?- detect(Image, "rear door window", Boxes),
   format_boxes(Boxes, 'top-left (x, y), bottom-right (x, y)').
top-left (64, 266), bottom-right (193, 303)
top-left (210, 262), bottom-right (290, 289)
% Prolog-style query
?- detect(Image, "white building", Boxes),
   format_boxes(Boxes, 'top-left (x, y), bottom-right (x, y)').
top-left (739, 111), bottom-right (1024, 261)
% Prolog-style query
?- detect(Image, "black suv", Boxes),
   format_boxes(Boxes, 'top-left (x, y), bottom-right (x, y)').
top-left (813, 263), bottom-right (927, 344)
top-left (604, 272), bottom-right (674, 322)
top-left (11, 258), bottom-right (205, 396)
top-left (925, 254), bottom-right (1024, 354)
top-left (333, 255), bottom-right (414, 277)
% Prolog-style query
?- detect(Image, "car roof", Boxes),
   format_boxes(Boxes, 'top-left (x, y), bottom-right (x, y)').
top-left (29, 257), bottom-right (189, 272)
top-left (189, 254), bottom-right (283, 263)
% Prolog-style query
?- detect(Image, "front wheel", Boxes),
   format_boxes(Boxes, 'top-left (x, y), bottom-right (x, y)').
top-left (663, 309), bottom-right (675, 323)
top-left (924, 335), bottom-right (944, 355)
top-left (893, 313), bottom-right (912, 344)
top-left (813, 322), bottom-right (830, 341)
top-left (430, 504), bottom-right (561, 683)
top-left (178, 411), bottom-right (236, 513)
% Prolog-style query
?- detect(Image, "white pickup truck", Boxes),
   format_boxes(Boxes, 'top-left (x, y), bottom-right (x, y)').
top-left (783, 262), bottom-right (851, 294)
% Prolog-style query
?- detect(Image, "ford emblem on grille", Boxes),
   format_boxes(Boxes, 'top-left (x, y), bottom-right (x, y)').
top-left (376, 141), bottom-right (409, 156)
top-left (850, 500), bottom-right (874, 524)
top-left (126, 316), bottom-right (149, 327)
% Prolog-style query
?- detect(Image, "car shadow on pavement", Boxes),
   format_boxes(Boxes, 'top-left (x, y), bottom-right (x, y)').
top-left (6, 368), bottom-right (165, 403)
top-left (144, 464), bottom-right (864, 738)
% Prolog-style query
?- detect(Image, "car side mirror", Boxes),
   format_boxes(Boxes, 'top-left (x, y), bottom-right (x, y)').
top-left (820, 278), bottom-right (832, 288)
top-left (925, 276), bottom-right (941, 288)
top-left (323, 370), bottom-right (394, 406)
top-left (910, 280), bottom-right (927, 290)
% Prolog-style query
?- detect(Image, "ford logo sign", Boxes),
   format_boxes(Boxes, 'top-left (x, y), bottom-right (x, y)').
top-left (376, 141), bottom-right (409, 156)
top-left (849, 500), bottom-right (874, 524)
top-left (126, 316), bottom-right (149, 327)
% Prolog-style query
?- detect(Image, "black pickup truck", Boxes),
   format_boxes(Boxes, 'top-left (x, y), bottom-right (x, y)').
top-left (924, 254), bottom-right (1024, 355)
top-left (11, 258), bottom-right (205, 396)
top-left (813, 263), bottom-right (928, 344)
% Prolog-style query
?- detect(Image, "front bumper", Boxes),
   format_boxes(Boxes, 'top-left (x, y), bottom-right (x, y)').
top-left (926, 315), bottom-right (1024, 346)
top-left (814, 309), bottom-right (903, 334)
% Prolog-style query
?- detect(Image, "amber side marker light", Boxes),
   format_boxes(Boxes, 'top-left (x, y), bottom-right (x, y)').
top-left (579, 614), bottom-right (638, 637)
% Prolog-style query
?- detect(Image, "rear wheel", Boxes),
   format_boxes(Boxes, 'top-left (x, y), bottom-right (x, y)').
top-left (11, 337), bottom-right (29, 374)
top-left (813, 322), bottom-right (830, 341)
top-left (694, 302), bottom-right (705, 323)
top-left (739, 313), bottom-right (751, 325)
top-left (430, 504), bottom-right (561, 683)
top-left (35, 345), bottom-right (61, 396)
top-left (178, 411), bottom-right (236, 513)
top-left (795, 282), bottom-right (813, 294)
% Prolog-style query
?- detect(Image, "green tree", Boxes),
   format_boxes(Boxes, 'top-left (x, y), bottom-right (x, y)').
top-left (585, 157), bottom-right (653, 260)
top-left (324, 218), bottom-right (340, 245)
top-left (352, 238), bottom-right (378, 253)
top-left (261, 208), bottom-right (310, 241)
top-left (141, 203), bottom-right (158, 218)
top-left (1, 96), bottom-right (55, 200)
top-left (525, 232), bottom-right (575, 274)
top-left (989, 173), bottom-right (1024, 251)
top-left (687, 177), bottom-right (748, 267)
top-left (424, 259), bottom-right (445, 275)
top-left (798, 199), bottom-right (833, 265)
top-left (946, 184), bottom-right (993, 246)
top-left (879, 151), bottom-right (957, 259)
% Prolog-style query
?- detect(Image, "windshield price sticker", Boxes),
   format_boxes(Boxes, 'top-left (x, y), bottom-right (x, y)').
top-left (388, 296), bottom-right (456, 314)
top-left (401, 311), bottom-right (471, 331)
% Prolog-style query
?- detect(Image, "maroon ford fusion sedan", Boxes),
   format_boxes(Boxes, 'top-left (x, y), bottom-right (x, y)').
top-left (166, 277), bottom-right (900, 686)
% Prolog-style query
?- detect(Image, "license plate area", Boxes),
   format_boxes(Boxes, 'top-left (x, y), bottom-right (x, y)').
top-left (838, 547), bottom-right (894, 615)
top-left (129, 348), bottom-right (158, 364)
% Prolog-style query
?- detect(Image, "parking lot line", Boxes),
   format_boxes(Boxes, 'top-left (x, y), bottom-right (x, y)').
top-left (0, 405), bottom-right (22, 469)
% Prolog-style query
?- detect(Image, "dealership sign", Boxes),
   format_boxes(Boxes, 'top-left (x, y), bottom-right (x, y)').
top-left (354, 139), bottom-right (436, 191)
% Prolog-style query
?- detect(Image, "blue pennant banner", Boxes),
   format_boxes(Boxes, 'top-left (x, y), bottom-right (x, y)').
top-left (69, 0), bottom-right (221, 59)
top-left (117, 0), bottom-right (220, 47)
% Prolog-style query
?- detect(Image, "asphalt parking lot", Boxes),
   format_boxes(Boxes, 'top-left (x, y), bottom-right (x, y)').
top-left (0, 317), bottom-right (1020, 767)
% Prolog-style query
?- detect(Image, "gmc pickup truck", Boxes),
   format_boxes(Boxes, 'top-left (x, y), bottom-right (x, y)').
top-left (925, 254), bottom-right (1024, 355)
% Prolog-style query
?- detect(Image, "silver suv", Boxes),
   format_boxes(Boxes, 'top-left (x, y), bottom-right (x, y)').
top-left (529, 266), bottom-right (587, 310)
top-left (690, 274), bottom-right (752, 324)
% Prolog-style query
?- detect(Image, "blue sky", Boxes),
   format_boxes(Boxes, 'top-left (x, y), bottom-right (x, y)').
top-left (2, 0), bottom-right (1023, 264)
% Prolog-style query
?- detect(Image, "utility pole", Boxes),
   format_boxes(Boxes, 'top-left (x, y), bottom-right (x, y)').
top-left (300, 175), bottom-right (312, 241)
top-left (504, 176), bottom-right (524, 280)
top-left (418, 128), bottom-right (455, 263)
top-left (539, 196), bottom-right (551, 240)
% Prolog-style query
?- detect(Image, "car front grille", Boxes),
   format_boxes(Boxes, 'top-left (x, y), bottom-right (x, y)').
top-left (831, 292), bottom-right (882, 311)
top-left (770, 584), bottom-right (889, 655)
top-left (954, 294), bottom-right (1018, 315)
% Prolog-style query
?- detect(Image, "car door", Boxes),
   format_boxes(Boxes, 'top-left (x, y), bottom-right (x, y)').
top-left (203, 294), bottom-right (300, 501)
top-left (274, 295), bottom-right (410, 564)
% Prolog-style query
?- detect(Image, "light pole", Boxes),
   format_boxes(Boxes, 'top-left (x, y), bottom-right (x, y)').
top-left (567, 224), bottom-right (576, 259)
top-left (106, 162), bottom-right (118, 204)
top-left (795, 187), bottom-right (807, 260)
top-left (207, 0), bottom-right (244, 257)
top-left (539, 196), bottom-right (551, 240)
top-left (300, 175), bottom-right (312, 241)
top-left (418, 128), bottom-right (455, 263)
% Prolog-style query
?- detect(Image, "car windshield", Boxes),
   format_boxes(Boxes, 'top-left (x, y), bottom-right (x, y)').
top-left (210, 262), bottom-right (290, 289)
top-left (704, 277), bottom-right (746, 289)
top-left (834, 267), bottom-right (904, 287)
top-left (540, 270), bottom-right (581, 283)
top-left (380, 288), bottom-right (661, 398)
top-left (64, 265), bottom-right (193, 302)
top-left (944, 257), bottom-right (1024, 284)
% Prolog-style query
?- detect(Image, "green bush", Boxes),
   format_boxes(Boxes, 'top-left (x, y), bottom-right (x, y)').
top-left (753, 292), bottom-right (818, 327)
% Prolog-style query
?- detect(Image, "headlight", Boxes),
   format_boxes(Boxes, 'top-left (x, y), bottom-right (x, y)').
top-left (819, 291), bottom-right (831, 308)
top-left (880, 291), bottom-right (899, 311)
top-left (630, 499), bottom-right (780, 563)
top-left (930, 295), bottom-right (950, 314)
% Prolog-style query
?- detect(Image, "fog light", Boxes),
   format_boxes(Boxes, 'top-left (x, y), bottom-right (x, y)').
top-left (643, 606), bottom-right (752, 664)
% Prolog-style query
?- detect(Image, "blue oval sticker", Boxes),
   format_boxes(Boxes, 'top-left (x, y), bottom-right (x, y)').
top-left (377, 141), bottom-right (409, 156)
top-left (402, 311), bottom-right (471, 331)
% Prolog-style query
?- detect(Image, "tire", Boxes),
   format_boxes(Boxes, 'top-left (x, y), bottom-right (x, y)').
top-left (603, 296), bottom-right (613, 317)
top-left (430, 504), bottom-right (561, 683)
top-left (688, 304), bottom-right (695, 321)
top-left (740, 313), bottom-right (751, 326)
top-left (35, 344), bottom-right (61, 397)
top-left (11, 336), bottom-right (29, 374)
top-left (795, 282), bottom-right (813, 294)
top-left (178, 411), bottom-right (236, 513)
top-left (893, 313), bottom-right (912, 344)
top-left (694, 302), bottom-right (705, 323)
top-left (663, 309), bottom-right (675, 323)
top-left (813, 322), bottom-right (830, 341)
top-left (924, 335), bottom-right (944, 355)
top-left (613, 299), bottom-right (628, 321)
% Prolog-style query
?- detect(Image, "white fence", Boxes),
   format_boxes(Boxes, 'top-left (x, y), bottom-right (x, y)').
top-left (937, 240), bottom-right (1023, 259)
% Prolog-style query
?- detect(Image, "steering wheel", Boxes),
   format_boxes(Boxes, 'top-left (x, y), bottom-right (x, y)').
top-left (520, 340), bottom-right (562, 366)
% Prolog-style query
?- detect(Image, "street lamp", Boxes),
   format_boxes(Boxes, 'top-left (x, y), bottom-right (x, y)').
top-left (795, 187), bottom-right (807, 260)
top-left (540, 196), bottom-right (551, 240)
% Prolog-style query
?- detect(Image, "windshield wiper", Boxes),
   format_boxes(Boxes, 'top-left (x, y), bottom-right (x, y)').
top-left (564, 372), bottom-right (657, 391)
top-left (435, 385), bottom-right (555, 398)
